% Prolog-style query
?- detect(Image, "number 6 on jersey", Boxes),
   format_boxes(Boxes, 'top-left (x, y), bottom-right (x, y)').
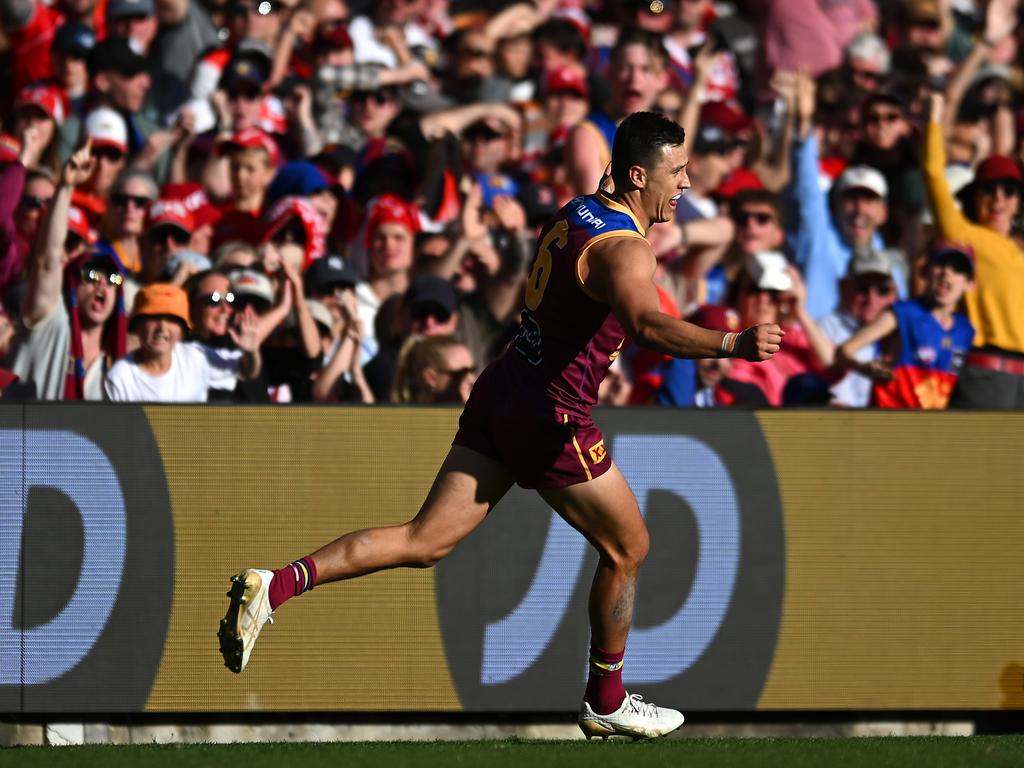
top-left (526, 220), bottom-right (569, 310)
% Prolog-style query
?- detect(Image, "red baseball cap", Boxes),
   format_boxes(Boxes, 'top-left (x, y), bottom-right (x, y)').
top-left (714, 167), bottom-right (764, 200)
top-left (161, 182), bottom-right (222, 228)
top-left (364, 193), bottom-right (421, 246)
top-left (15, 85), bottom-right (67, 123)
top-left (544, 66), bottom-right (588, 98)
top-left (146, 199), bottom-right (194, 234)
top-left (216, 127), bottom-right (280, 166)
top-left (699, 101), bottom-right (752, 134)
top-left (973, 154), bottom-right (1023, 185)
top-left (67, 205), bottom-right (97, 244)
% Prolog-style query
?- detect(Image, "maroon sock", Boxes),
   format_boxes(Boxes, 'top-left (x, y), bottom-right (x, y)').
top-left (584, 645), bottom-right (626, 715)
top-left (267, 556), bottom-right (318, 611)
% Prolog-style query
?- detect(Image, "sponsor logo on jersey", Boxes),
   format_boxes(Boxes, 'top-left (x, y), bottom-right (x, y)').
top-left (589, 440), bottom-right (607, 464)
top-left (575, 202), bottom-right (606, 230)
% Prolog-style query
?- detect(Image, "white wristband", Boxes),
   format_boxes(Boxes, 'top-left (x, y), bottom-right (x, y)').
top-left (721, 332), bottom-right (736, 356)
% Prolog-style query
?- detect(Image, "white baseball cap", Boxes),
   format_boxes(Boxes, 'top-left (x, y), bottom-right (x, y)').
top-left (83, 107), bottom-right (128, 154)
top-left (846, 32), bottom-right (891, 74)
top-left (231, 269), bottom-right (274, 304)
top-left (746, 251), bottom-right (793, 292)
top-left (835, 166), bottom-right (888, 199)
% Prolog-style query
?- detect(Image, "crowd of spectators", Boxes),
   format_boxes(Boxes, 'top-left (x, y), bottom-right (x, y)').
top-left (0, 0), bottom-right (1022, 408)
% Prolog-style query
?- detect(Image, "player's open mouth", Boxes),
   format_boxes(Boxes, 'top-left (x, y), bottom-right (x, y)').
top-left (669, 193), bottom-right (681, 208)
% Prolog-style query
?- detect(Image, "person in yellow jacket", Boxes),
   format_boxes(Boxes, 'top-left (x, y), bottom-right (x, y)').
top-left (923, 93), bottom-right (1024, 408)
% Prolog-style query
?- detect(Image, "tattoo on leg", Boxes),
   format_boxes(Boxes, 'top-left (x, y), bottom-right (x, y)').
top-left (612, 578), bottom-right (637, 628)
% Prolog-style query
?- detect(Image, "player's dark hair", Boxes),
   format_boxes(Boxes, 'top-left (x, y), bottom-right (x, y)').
top-left (610, 111), bottom-right (686, 190)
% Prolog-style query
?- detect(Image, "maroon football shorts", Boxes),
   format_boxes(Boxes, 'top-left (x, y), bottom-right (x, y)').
top-left (452, 362), bottom-right (612, 489)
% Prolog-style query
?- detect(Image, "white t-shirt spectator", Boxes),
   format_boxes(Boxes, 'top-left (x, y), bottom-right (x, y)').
top-left (184, 340), bottom-right (244, 392)
top-left (355, 281), bottom-right (381, 365)
top-left (819, 310), bottom-right (874, 407)
top-left (104, 343), bottom-right (213, 402)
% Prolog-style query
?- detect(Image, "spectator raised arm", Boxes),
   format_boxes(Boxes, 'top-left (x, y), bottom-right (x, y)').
top-left (924, 93), bottom-right (1024, 407)
top-left (939, 0), bottom-right (1019, 140)
top-left (22, 139), bottom-right (94, 327)
top-left (420, 102), bottom-right (521, 143)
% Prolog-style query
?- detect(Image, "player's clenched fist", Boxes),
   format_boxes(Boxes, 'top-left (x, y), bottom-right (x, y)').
top-left (733, 323), bottom-right (785, 362)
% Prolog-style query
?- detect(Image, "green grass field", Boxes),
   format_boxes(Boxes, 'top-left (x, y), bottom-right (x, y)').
top-left (2, 737), bottom-right (1023, 768)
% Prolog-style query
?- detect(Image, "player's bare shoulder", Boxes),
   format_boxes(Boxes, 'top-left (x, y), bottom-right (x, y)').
top-left (583, 234), bottom-right (657, 303)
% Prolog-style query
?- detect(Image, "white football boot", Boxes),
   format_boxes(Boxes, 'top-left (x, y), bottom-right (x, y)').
top-left (218, 568), bottom-right (275, 673)
top-left (578, 692), bottom-right (685, 740)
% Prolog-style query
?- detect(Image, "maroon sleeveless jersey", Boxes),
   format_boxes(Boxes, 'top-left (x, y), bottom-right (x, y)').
top-left (503, 191), bottom-right (647, 417)
top-left (452, 193), bottom-right (647, 487)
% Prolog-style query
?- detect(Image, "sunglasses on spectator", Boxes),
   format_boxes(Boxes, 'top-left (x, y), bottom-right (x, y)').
top-left (93, 146), bottom-right (126, 163)
top-left (200, 291), bottom-right (235, 307)
top-left (350, 90), bottom-right (397, 106)
top-left (80, 267), bottom-right (124, 286)
top-left (866, 111), bottom-right (902, 125)
top-left (734, 210), bottom-right (775, 226)
top-left (148, 227), bottom-right (191, 245)
top-left (438, 366), bottom-right (474, 379)
top-left (20, 194), bottom-right (53, 211)
top-left (850, 68), bottom-right (882, 85)
top-left (112, 192), bottom-right (152, 209)
top-left (411, 304), bottom-right (452, 324)
top-left (854, 279), bottom-right (893, 296)
top-left (977, 180), bottom-right (1021, 198)
top-left (234, 295), bottom-right (271, 313)
top-left (842, 189), bottom-right (882, 203)
top-left (458, 46), bottom-right (491, 59)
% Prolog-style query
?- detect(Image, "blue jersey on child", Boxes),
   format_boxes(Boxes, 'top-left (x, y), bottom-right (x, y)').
top-left (874, 299), bottom-right (974, 409)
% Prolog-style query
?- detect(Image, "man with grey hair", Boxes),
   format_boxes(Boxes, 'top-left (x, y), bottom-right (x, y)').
top-left (844, 32), bottom-right (891, 92)
top-left (791, 75), bottom-right (907, 319)
top-left (818, 247), bottom-right (899, 407)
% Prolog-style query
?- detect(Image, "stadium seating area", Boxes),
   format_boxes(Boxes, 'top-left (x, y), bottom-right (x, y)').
top-left (1, 0), bottom-right (1022, 408)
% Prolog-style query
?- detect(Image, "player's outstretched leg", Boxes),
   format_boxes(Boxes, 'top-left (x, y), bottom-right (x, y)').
top-left (541, 464), bottom-right (685, 740)
top-left (218, 446), bottom-right (513, 673)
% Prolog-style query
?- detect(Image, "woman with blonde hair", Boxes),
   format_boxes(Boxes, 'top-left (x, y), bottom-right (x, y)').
top-left (100, 170), bottom-right (158, 277)
top-left (391, 334), bottom-right (475, 404)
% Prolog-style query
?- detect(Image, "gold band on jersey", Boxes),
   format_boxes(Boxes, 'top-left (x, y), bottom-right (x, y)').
top-left (595, 191), bottom-right (645, 234)
top-left (575, 230), bottom-right (649, 303)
